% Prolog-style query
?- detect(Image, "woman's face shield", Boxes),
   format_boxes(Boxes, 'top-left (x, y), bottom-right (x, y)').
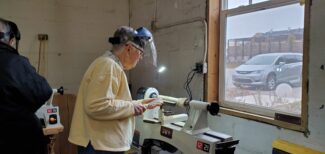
top-left (132, 36), bottom-right (157, 67)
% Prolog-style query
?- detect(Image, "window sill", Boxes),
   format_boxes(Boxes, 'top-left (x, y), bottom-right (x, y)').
top-left (219, 107), bottom-right (308, 133)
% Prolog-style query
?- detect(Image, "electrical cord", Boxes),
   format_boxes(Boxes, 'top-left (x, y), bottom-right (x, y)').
top-left (183, 69), bottom-right (197, 101)
top-left (183, 66), bottom-right (203, 114)
top-left (183, 69), bottom-right (196, 115)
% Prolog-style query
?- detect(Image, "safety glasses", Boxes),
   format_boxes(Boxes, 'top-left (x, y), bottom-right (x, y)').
top-left (127, 41), bottom-right (144, 56)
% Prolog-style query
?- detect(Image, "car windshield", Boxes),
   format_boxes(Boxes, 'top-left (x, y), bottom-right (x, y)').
top-left (245, 55), bottom-right (278, 65)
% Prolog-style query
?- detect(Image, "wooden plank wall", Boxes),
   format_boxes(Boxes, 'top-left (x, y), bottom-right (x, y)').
top-left (206, 0), bottom-right (220, 102)
top-left (52, 94), bottom-right (77, 154)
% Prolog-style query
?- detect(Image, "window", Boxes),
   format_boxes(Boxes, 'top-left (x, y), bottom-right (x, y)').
top-left (225, 0), bottom-right (270, 9)
top-left (214, 0), bottom-right (310, 131)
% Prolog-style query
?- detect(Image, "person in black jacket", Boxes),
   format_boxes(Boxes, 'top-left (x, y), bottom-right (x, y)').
top-left (0, 18), bottom-right (52, 154)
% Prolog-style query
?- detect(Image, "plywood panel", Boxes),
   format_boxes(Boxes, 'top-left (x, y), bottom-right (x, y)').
top-left (52, 94), bottom-right (77, 154)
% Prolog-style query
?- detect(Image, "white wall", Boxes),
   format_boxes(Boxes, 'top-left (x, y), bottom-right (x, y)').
top-left (129, 0), bottom-right (206, 100)
top-left (0, 0), bottom-right (129, 94)
top-left (130, 0), bottom-right (325, 153)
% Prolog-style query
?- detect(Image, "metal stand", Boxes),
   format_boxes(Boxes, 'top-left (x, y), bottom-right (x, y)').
top-left (48, 135), bottom-right (56, 154)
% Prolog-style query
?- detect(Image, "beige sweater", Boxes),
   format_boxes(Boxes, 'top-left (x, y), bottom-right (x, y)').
top-left (68, 53), bottom-right (141, 151)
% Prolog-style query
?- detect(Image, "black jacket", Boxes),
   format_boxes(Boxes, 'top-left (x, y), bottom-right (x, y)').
top-left (0, 42), bottom-right (52, 154)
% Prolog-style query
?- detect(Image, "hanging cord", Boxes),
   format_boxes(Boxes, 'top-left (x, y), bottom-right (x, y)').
top-left (183, 69), bottom-right (196, 115)
top-left (183, 66), bottom-right (203, 114)
top-left (183, 69), bottom-right (197, 101)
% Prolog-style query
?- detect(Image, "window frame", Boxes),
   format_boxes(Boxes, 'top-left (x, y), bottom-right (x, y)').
top-left (207, 0), bottom-right (310, 133)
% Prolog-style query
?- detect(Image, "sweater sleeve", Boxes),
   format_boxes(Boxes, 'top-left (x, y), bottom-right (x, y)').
top-left (83, 59), bottom-right (139, 120)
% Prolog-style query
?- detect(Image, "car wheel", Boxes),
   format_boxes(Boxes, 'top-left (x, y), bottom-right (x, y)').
top-left (266, 74), bottom-right (276, 90)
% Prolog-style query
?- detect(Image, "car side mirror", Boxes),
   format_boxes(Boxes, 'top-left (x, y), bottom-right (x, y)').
top-left (279, 62), bottom-right (285, 66)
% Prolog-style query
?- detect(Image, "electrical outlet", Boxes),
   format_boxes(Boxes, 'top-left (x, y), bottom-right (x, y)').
top-left (202, 62), bottom-right (207, 74)
top-left (195, 62), bottom-right (207, 74)
top-left (38, 34), bottom-right (48, 41)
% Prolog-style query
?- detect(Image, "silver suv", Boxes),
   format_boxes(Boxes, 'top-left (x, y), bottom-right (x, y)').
top-left (232, 53), bottom-right (302, 90)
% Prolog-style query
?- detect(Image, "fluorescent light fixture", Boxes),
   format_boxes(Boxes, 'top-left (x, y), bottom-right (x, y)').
top-left (158, 66), bottom-right (166, 73)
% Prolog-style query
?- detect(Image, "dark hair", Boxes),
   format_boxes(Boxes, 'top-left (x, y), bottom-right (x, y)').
top-left (7, 21), bottom-right (20, 41)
